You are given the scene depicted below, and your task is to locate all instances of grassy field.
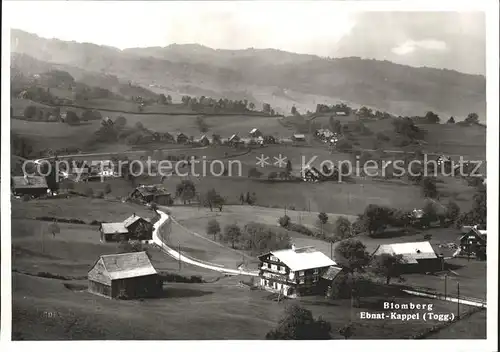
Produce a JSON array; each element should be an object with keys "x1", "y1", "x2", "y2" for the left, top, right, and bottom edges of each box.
[
  {"x1": 11, "y1": 197, "x2": 154, "y2": 224},
  {"x1": 12, "y1": 271, "x2": 481, "y2": 340}
]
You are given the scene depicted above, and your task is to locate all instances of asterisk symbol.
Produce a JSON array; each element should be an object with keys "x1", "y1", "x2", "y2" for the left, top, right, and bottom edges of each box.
[
  {"x1": 256, "y1": 154, "x2": 270, "y2": 168},
  {"x1": 273, "y1": 154, "x2": 287, "y2": 168}
]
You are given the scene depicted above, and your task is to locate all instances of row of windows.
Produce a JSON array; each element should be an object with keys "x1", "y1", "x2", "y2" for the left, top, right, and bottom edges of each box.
[{"x1": 261, "y1": 263, "x2": 320, "y2": 276}]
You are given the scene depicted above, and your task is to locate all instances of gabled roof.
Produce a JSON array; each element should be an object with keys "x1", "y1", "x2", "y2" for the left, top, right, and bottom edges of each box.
[
  {"x1": 123, "y1": 214, "x2": 150, "y2": 228},
  {"x1": 229, "y1": 134, "x2": 240, "y2": 141},
  {"x1": 98, "y1": 252, "x2": 158, "y2": 280},
  {"x1": 250, "y1": 128, "x2": 260, "y2": 134},
  {"x1": 321, "y1": 266, "x2": 343, "y2": 281},
  {"x1": 373, "y1": 241, "x2": 437, "y2": 264},
  {"x1": 11, "y1": 176, "x2": 48, "y2": 189},
  {"x1": 292, "y1": 134, "x2": 306, "y2": 139},
  {"x1": 260, "y1": 247, "x2": 336, "y2": 272},
  {"x1": 100, "y1": 222, "x2": 128, "y2": 235}
]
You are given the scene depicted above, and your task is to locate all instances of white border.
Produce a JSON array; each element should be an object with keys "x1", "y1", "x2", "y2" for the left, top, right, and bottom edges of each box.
[{"x1": 1, "y1": 1, "x2": 498, "y2": 351}]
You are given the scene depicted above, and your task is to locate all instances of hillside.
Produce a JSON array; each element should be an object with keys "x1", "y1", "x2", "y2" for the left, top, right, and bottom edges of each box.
[{"x1": 11, "y1": 29, "x2": 486, "y2": 120}]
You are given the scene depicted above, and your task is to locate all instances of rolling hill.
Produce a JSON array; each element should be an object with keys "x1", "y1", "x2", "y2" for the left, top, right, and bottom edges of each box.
[{"x1": 11, "y1": 28, "x2": 486, "y2": 121}]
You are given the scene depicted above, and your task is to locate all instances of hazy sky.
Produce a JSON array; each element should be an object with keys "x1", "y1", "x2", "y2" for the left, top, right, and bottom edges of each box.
[{"x1": 7, "y1": 1, "x2": 485, "y2": 74}]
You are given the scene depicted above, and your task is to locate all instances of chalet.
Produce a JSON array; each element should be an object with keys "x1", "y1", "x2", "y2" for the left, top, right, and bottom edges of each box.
[
  {"x1": 99, "y1": 214, "x2": 153, "y2": 242},
  {"x1": 256, "y1": 136, "x2": 265, "y2": 146},
  {"x1": 249, "y1": 128, "x2": 263, "y2": 138},
  {"x1": 11, "y1": 175, "x2": 49, "y2": 197},
  {"x1": 88, "y1": 252, "x2": 162, "y2": 299},
  {"x1": 101, "y1": 116, "x2": 113, "y2": 126},
  {"x1": 292, "y1": 134, "x2": 306, "y2": 142},
  {"x1": 176, "y1": 133, "x2": 188, "y2": 144},
  {"x1": 300, "y1": 166, "x2": 323, "y2": 182},
  {"x1": 129, "y1": 185, "x2": 173, "y2": 205},
  {"x1": 228, "y1": 134, "x2": 241, "y2": 144},
  {"x1": 258, "y1": 245, "x2": 338, "y2": 298},
  {"x1": 459, "y1": 226, "x2": 486, "y2": 259},
  {"x1": 195, "y1": 135, "x2": 210, "y2": 146},
  {"x1": 372, "y1": 241, "x2": 444, "y2": 273}
]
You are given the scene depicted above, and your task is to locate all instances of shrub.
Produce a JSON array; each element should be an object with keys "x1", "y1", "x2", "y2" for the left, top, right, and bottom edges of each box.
[{"x1": 278, "y1": 215, "x2": 291, "y2": 227}]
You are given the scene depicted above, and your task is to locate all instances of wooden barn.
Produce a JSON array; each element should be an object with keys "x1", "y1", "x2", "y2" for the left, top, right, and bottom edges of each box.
[
  {"x1": 459, "y1": 226, "x2": 487, "y2": 259},
  {"x1": 99, "y1": 214, "x2": 153, "y2": 242},
  {"x1": 11, "y1": 176, "x2": 49, "y2": 197},
  {"x1": 129, "y1": 185, "x2": 173, "y2": 205},
  {"x1": 88, "y1": 252, "x2": 163, "y2": 299},
  {"x1": 372, "y1": 241, "x2": 444, "y2": 273},
  {"x1": 176, "y1": 133, "x2": 188, "y2": 144}
]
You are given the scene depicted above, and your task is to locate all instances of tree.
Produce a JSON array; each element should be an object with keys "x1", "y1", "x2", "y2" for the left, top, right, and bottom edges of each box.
[
  {"x1": 371, "y1": 253, "x2": 405, "y2": 285},
  {"x1": 279, "y1": 215, "x2": 291, "y2": 227},
  {"x1": 176, "y1": 180, "x2": 196, "y2": 204},
  {"x1": 150, "y1": 202, "x2": 158, "y2": 214},
  {"x1": 249, "y1": 102, "x2": 255, "y2": 110},
  {"x1": 425, "y1": 111, "x2": 440, "y2": 124},
  {"x1": 223, "y1": 223, "x2": 241, "y2": 248},
  {"x1": 266, "y1": 304, "x2": 331, "y2": 340},
  {"x1": 135, "y1": 122, "x2": 144, "y2": 130},
  {"x1": 166, "y1": 95, "x2": 173, "y2": 104},
  {"x1": 239, "y1": 193, "x2": 245, "y2": 204},
  {"x1": 447, "y1": 116, "x2": 456, "y2": 124},
  {"x1": 318, "y1": 212, "x2": 328, "y2": 225},
  {"x1": 114, "y1": 116, "x2": 127, "y2": 129},
  {"x1": 205, "y1": 188, "x2": 224, "y2": 211},
  {"x1": 159, "y1": 93, "x2": 167, "y2": 104},
  {"x1": 445, "y1": 201, "x2": 460, "y2": 222},
  {"x1": 245, "y1": 191, "x2": 256, "y2": 205},
  {"x1": 24, "y1": 105, "x2": 37, "y2": 119},
  {"x1": 206, "y1": 219, "x2": 221, "y2": 241},
  {"x1": 47, "y1": 222, "x2": 60, "y2": 238},
  {"x1": 465, "y1": 113, "x2": 479, "y2": 124},
  {"x1": 334, "y1": 239, "x2": 370, "y2": 273},
  {"x1": 291, "y1": 106, "x2": 297, "y2": 115},
  {"x1": 262, "y1": 103, "x2": 271, "y2": 114},
  {"x1": 65, "y1": 110, "x2": 80, "y2": 125},
  {"x1": 422, "y1": 177, "x2": 438, "y2": 199},
  {"x1": 359, "y1": 204, "x2": 392, "y2": 236},
  {"x1": 247, "y1": 167, "x2": 263, "y2": 178},
  {"x1": 334, "y1": 216, "x2": 352, "y2": 240},
  {"x1": 285, "y1": 160, "x2": 292, "y2": 175}
]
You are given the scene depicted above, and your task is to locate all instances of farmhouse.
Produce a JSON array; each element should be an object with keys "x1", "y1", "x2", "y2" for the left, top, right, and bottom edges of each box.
[
  {"x1": 195, "y1": 134, "x2": 210, "y2": 146},
  {"x1": 459, "y1": 226, "x2": 486, "y2": 259},
  {"x1": 176, "y1": 133, "x2": 188, "y2": 144},
  {"x1": 88, "y1": 251, "x2": 162, "y2": 299},
  {"x1": 249, "y1": 128, "x2": 263, "y2": 138},
  {"x1": 292, "y1": 134, "x2": 306, "y2": 142},
  {"x1": 101, "y1": 116, "x2": 113, "y2": 126},
  {"x1": 372, "y1": 241, "x2": 444, "y2": 273},
  {"x1": 99, "y1": 214, "x2": 153, "y2": 242},
  {"x1": 258, "y1": 245, "x2": 338, "y2": 298},
  {"x1": 228, "y1": 134, "x2": 241, "y2": 144},
  {"x1": 11, "y1": 175, "x2": 49, "y2": 197},
  {"x1": 300, "y1": 166, "x2": 322, "y2": 182},
  {"x1": 129, "y1": 185, "x2": 173, "y2": 205}
]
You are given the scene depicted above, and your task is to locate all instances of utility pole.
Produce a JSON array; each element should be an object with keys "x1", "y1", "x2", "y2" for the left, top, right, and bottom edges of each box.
[
  {"x1": 284, "y1": 206, "x2": 287, "y2": 216},
  {"x1": 457, "y1": 282, "x2": 460, "y2": 320},
  {"x1": 330, "y1": 241, "x2": 333, "y2": 260},
  {"x1": 444, "y1": 274, "x2": 448, "y2": 300}
]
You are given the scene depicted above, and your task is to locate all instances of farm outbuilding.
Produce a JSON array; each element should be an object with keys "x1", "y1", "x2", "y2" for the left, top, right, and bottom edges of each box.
[
  {"x1": 11, "y1": 175, "x2": 49, "y2": 197},
  {"x1": 130, "y1": 185, "x2": 173, "y2": 205},
  {"x1": 372, "y1": 241, "x2": 444, "y2": 273},
  {"x1": 99, "y1": 214, "x2": 153, "y2": 242},
  {"x1": 88, "y1": 252, "x2": 163, "y2": 299}
]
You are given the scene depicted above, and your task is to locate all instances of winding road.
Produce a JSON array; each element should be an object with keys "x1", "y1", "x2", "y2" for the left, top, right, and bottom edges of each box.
[{"x1": 151, "y1": 209, "x2": 259, "y2": 277}]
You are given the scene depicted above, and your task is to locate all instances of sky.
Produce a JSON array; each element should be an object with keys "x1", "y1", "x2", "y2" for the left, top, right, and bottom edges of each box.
[{"x1": 6, "y1": 1, "x2": 486, "y2": 75}]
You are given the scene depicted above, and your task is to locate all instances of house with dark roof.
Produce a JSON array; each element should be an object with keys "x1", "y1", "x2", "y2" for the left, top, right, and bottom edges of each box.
[
  {"x1": 129, "y1": 185, "x2": 173, "y2": 205},
  {"x1": 258, "y1": 245, "x2": 339, "y2": 298},
  {"x1": 291, "y1": 134, "x2": 306, "y2": 142},
  {"x1": 99, "y1": 214, "x2": 153, "y2": 242},
  {"x1": 11, "y1": 176, "x2": 49, "y2": 197},
  {"x1": 372, "y1": 241, "x2": 444, "y2": 273},
  {"x1": 176, "y1": 133, "x2": 188, "y2": 144},
  {"x1": 195, "y1": 134, "x2": 210, "y2": 146},
  {"x1": 249, "y1": 128, "x2": 263, "y2": 138},
  {"x1": 88, "y1": 252, "x2": 162, "y2": 299},
  {"x1": 459, "y1": 226, "x2": 486, "y2": 260}
]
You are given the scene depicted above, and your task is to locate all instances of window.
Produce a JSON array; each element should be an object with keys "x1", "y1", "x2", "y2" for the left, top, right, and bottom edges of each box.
[
  {"x1": 313, "y1": 268, "x2": 319, "y2": 274},
  {"x1": 262, "y1": 262, "x2": 268, "y2": 269},
  {"x1": 313, "y1": 277, "x2": 318, "y2": 283},
  {"x1": 271, "y1": 264, "x2": 277, "y2": 271},
  {"x1": 299, "y1": 271, "x2": 305, "y2": 276},
  {"x1": 280, "y1": 266, "x2": 286, "y2": 273},
  {"x1": 299, "y1": 279, "x2": 305, "y2": 284}
]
